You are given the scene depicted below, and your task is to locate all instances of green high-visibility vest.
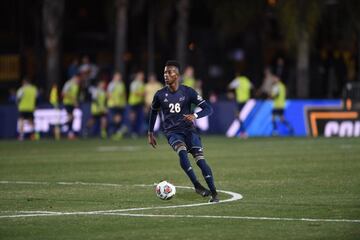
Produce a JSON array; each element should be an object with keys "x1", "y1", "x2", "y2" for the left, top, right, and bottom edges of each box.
[
  {"x1": 272, "y1": 81, "x2": 286, "y2": 109},
  {"x1": 128, "y1": 80, "x2": 145, "y2": 106},
  {"x1": 235, "y1": 76, "x2": 251, "y2": 103},
  {"x1": 107, "y1": 81, "x2": 126, "y2": 108},
  {"x1": 62, "y1": 80, "x2": 79, "y2": 106},
  {"x1": 182, "y1": 76, "x2": 195, "y2": 88},
  {"x1": 91, "y1": 88, "x2": 107, "y2": 115},
  {"x1": 17, "y1": 84, "x2": 37, "y2": 112}
]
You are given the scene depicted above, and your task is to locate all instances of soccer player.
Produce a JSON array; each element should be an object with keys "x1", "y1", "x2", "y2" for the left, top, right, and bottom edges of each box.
[
  {"x1": 270, "y1": 74, "x2": 294, "y2": 136},
  {"x1": 16, "y1": 78, "x2": 39, "y2": 141},
  {"x1": 182, "y1": 66, "x2": 196, "y2": 88},
  {"x1": 62, "y1": 73, "x2": 81, "y2": 139},
  {"x1": 88, "y1": 79, "x2": 108, "y2": 138},
  {"x1": 228, "y1": 71, "x2": 252, "y2": 138},
  {"x1": 128, "y1": 70, "x2": 145, "y2": 137},
  {"x1": 107, "y1": 71, "x2": 127, "y2": 139},
  {"x1": 148, "y1": 60, "x2": 219, "y2": 203},
  {"x1": 49, "y1": 83, "x2": 61, "y2": 140}
]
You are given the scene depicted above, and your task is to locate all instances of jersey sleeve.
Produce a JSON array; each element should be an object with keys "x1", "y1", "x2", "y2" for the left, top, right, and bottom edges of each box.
[
  {"x1": 16, "y1": 88, "x2": 23, "y2": 101},
  {"x1": 62, "y1": 81, "x2": 70, "y2": 94},
  {"x1": 189, "y1": 88, "x2": 205, "y2": 106},
  {"x1": 271, "y1": 85, "x2": 280, "y2": 98},
  {"x1": 148, "y1": 91, "x2": 161, "y2": 133},
  {"x1": 151, "y1": 91, "x2": 161, "y2": 110}
]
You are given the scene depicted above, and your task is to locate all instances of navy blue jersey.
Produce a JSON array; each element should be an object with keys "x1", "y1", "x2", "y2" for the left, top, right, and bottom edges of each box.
[{"x1": 150, "y1": 85, "x2": 209, "y2": 134}]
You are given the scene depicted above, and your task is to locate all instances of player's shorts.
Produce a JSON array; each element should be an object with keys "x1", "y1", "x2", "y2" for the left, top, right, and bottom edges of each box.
[
  {"x1": 64, "y1": 105, "x2": 75, "y2": 114},
  {"x1": 166, "y1": 130, "x2": 202, "y2": 154},
  {"x1": 237, "y1": 102, "x2": 246, "y2": 112},
  {"x1": 19, "y1": 111, "x2": 34, "y2": 120},
  {"x1": 109, "y1": 107, "x2": 125, "y2": 116},
  {"x1": 272, "y1": 109, "x2": 284, "y2": 116}
]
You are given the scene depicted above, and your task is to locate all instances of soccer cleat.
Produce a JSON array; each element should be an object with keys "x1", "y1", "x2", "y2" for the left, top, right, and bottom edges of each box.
[
  {"x1": 209, "y1": 192, "x2": 220, "y2": 203},
  {"x1": 194, "y1": 184, "x2": 211, "y2": 197}
]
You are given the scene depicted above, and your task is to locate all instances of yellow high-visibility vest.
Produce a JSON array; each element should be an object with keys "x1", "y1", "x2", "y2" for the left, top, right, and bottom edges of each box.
[
  {"x1": 17, "y1": 84, "x2": 37, "y2": 112},
  {"x1": 128, "y1": 80, "x2": 145, "y2": 106},
  {"x1": 235, "y1": 76, "x2": 251, "y2": 103},
  {"x1": 50, "y1": 86, "x2": 59, "y2": 107},
  {"x1": 272, "y1": 81, "x2": 286, "y2": 109}
]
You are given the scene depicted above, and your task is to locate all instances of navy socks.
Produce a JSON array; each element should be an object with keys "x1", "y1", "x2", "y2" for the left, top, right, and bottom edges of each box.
[
  {"x1": 178, "y1": 150, "x2": 199, "y2": 186},
  {"x1": 196, "y1": 159, "x2": 216, "y2": 193},
  {"x1": 178, "y1": 150, "x2": 217, "y2": 193}
]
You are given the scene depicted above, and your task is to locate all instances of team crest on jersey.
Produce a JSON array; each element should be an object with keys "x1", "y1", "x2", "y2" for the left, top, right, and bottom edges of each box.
[
  {"x1": 179, "y1": 96, "x2": 185, "y2": 101},
  {"x1": 197, "y1": 95, "x2": 203, "y2": 101}
]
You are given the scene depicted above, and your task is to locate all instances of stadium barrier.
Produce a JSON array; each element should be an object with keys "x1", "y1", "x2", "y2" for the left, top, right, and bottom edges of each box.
[{"x1": 1, "y1": 99, "x2": 359, "y2": 139}]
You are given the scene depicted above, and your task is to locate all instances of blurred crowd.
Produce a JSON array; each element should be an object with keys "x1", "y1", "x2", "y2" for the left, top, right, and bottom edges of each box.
[
  {"x1": 15, "y1": 55, "x2": 301, "y2": 140},
  {"x1": 16, "y1": 55, "x2": 205, "y2": 140}
]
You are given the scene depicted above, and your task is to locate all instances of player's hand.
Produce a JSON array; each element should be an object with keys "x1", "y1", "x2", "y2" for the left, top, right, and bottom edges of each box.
[
  {"x1": 148, "y1": 132, "x2": 157, "y2": 148},
  {"x1": 183, "y1": 114, "x2": 196, "y2": 122}
]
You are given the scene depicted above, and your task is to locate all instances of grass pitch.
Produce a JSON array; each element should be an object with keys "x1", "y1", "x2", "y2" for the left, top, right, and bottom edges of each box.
[{"x1": 0, "y1": 136, "x2": 359, "y2": 239}]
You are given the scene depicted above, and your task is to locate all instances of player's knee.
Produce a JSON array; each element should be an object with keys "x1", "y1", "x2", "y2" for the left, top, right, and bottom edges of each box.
[
  {"x1": 191, "y1": 148, "x2": 205, "y2": 161},
  {"x1": 174, "y1": 143, "x2": 187, "y2": 154}
]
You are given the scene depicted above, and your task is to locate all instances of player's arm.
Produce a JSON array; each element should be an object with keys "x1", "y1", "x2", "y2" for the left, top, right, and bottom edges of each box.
[
  {"x1": 228, "y1": 78, "x2": 239, "y2": 90},
  {"x1": 16, "y1": 88, "x2": 23, "y2": 103},
  {"x1": 183, "y1": 89, "x2": 213, "y2": 122},
  {"x1": 148, "y1": 92, "x2": 160, "y2": 148},
  {"x1": 271, "y1": 85, "x2": 279, "y2": 99}
]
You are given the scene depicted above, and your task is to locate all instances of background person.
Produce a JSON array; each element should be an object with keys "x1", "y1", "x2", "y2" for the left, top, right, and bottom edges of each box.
[
  {"x1": 16, "y1": 78, "x2": 39, "y2": 141},
  {"x1": 88, "y1": 80, "x2": 108, "y2": 138},
  {"x1": 128, "y1": 70, "x2": 145, "y2": 137},
  {"x1": 228, "y1": 71, "x2": 252, "y2": 138},
  {"x1": 182, "y1": 66, "x2": 196, "y2": 88},
  {"x1": 107, "y1": 71, "x2": 127, "y2": 139},
  {"x1": 62, "y1": 73, "x2": 81, "y2": 139},
  {"x1": 270, "y1": 74, "x2": 294, "y2": 136},
  {"x1": 144, "y1": 73, "x2": 163, "y2": 133}
]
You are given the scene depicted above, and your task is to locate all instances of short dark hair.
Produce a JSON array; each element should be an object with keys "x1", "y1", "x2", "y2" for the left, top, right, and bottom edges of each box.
[{"x1": 165, "y1": 60, "x2": 180, "y2": 72}]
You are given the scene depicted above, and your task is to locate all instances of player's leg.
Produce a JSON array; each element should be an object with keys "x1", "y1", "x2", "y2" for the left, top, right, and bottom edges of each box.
[
  {"x1": 18, "y1": 114, "x2": 25, "y2": 141},
  {"x1": 188, "y1": 133, "x2": 218, "y2": 202},
  {"x1": 53, "y1": 106, "x2": 61, "y2": 140},
  {"x1": 28, "y1": 112, "x2": 39, "y2": 140},
  {"x1": 279, "y1": 112, "x2": 294, "y2": 135},
  {"x1": 272, "y1": 110, "x2": 278, "y2": 136},
  {"x1": 65, "y1": 105, "x2": 75, "y2": 139},
  {"x1": 168, "y1": 133, "x2": 201, "y2": 189},
  {"x1": 112, "y1": 108, "x2": 127, "y2": 140},
  {"x1": 107, "y1": 108, "x2": 116, "y2": 136},
  {"x1": 190, "y1": 147, "x2": 217, "y2": 200},
  {"x1": 129, "y1": 106, "x2": 137, "y2": 137},
  {"x1": 100, "y1": 114, "x2": 107, "y2": 138},
  {"x1": 236, "y1": 102, "x2": 247, "y2": 138}
]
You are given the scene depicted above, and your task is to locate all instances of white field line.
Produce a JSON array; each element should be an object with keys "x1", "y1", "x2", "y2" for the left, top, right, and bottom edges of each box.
[
  {"x1": 1, "y1": 181, "x2": 359, "y2": 224},
  {"x1": 102, "y1": 213, "x2": 360, "y2": 223},
  {"x1": 0, "y1": 180, "x2": 242, "y2": 218},
  {"x1": 1, "y1": 212, "x2": 359, "y2": 224}
]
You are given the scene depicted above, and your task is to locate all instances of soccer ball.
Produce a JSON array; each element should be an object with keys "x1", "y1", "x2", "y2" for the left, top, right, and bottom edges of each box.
[{"x1": 155, "y1": 181, "x2": 176, "y2": 200}]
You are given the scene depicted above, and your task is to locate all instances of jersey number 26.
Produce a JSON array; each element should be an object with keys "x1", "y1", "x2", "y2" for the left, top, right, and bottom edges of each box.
[{"x1": 169, "y1": 103, "x2": 181, "y2": 113}]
